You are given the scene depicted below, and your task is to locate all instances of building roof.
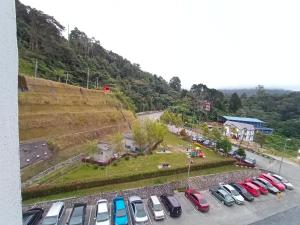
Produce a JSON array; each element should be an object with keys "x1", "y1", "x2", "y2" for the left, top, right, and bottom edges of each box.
[
  {"x1": 224, "y1": 121, "x2": 255, "y2": 131},
  {"x1": 222, "y1": 116, "x2": 264, "y2": 123}
]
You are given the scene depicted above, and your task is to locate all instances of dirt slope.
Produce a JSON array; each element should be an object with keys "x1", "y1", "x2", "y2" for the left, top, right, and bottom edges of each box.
[{"x1": 19, "y1": 75, "x2": 135, "y2": 150}]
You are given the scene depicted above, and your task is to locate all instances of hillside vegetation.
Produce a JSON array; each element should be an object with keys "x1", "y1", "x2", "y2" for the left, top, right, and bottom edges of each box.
[{"x1": 19, "y1": 75, "x2": 135, "y2": 150}]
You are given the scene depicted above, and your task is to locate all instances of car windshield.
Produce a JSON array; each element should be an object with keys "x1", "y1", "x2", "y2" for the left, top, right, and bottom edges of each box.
[
  {"x1": 97, "y1": 212, "x2": 109, "y2": 222},
  {"x1": 116, "y1": 209, "x2": 126, "y2": 217},
  {"x1": 232, "y1": 189, "x2": 239, "y2": 196},
  {"x1": 135, "y1": 204, "x2": 146, "y2": 218},
  {"x1": 153, "y1": 203, "x2": 162, "y2": 211},
  {"x1": 42, "y1": 216, "x2": 57, "y2": 225},
  {"x1": 23, "y1": 214, "x2": 35, "y2": 224}
]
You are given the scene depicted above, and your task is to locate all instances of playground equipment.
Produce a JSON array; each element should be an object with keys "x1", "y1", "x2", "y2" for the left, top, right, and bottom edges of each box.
[{"x1": 188, "y1": 147, "x2": 206, "y2": 158}]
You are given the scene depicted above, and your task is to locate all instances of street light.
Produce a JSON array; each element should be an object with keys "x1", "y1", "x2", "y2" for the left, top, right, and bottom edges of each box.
[{"x1": 278, "y1": 138, "x2": 291, "y2": 175}]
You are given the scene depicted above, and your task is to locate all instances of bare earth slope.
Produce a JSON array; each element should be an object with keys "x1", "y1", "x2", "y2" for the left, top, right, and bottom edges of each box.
[{"x1": 19, "y1": 75, "x2": 135, "y2": 150}]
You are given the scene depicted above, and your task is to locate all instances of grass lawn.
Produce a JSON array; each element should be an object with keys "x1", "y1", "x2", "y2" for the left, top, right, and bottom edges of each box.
[
  {"x1": 23, "y1": 164, "x2": 243, "y2": 205},
  {"x1": 39, "y1": 146, "x2": 227, "y2": 185},
  {"x1": 36, "y1": 132, "x2": 229, "y2": 185}
]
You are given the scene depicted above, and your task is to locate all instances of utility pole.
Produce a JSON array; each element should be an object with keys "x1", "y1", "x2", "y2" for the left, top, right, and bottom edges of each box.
[
  {"x1": 86, "y1": 68, "x2": 90, "y2": 89},
  {"x1": 96, "y1": 77, "x2": 99, "y2": 89},
  {"x1": 66, "y1": 72, "x2": 69, "y2": 84},
  {"x1": 278, "y1": 139, "x2": 291, "y2": 175},
  {"x1": 187, "y1": 159, "x2": 192, "y2": 188},
  {"x1": 67, "y1": 24, "x2": 70, "y2": 46},
  {"x1": 34, "y1": 59, "x2": 38, "y2": 78}
]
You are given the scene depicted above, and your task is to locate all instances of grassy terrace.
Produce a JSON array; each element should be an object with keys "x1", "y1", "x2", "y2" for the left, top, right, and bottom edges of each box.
[
  {"x1": 37, "y1": 133, "x2": 226, "y2": 185},
  {"x1": 24, "y1": 164, "x2": 241, "y2": 204}
]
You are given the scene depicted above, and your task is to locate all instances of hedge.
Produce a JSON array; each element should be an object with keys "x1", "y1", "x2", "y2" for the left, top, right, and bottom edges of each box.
[{"x1": 22, "y1": 159, "x2": 235, "y2": 200}]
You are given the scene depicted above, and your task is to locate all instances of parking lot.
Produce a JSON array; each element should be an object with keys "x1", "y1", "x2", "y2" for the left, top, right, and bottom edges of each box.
[{"x1": 35, "y1": 181, "x2": 300, "y2": 225}]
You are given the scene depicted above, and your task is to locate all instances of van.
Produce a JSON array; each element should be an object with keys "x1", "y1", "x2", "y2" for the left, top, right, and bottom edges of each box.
[
  {"x1": 42, "y1": 202, "x2": 65, "y2": 225},
  {"x1": 147, "y1": 195, "x2": 165, "y2": 220},
  {"x1": 160, "y1": 194, "x2": 182, "y2": 217}
]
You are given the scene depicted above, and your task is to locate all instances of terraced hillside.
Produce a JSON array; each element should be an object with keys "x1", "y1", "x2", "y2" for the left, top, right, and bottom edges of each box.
[{"x1": 19, "y1": 75, "x2": 135, "y2": 150}]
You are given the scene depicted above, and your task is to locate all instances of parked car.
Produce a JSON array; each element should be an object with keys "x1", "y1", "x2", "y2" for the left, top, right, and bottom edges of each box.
[
  {"x1": 246, "y1": 179, "x2": 268, "y2": 195},
  {"x1": 42, "y1": 202, "x2": 65, "y2": 225},
  {"x1": 95, "y1": 199, "x2": 110, "y2": 225},
  {"x1": 185, "y1": 189, "x2": 209, "y2": 212},
  {"x1": 160, "y1": 194, "x2": 182, "y2": 217},
  {"x1": 255, "y1": 178, "x2": 279, "y2": 194},
  {"x1": 209, "y1": 186, "x2": 235, "y2": 206},
  {"x1": 239, "y1": 182, "x2": 260, "y2": 197},
  {"x1": 219, "y1": 183, "x2": 245, "y2": 204},
  {"x1": 147, "y1": 195, "x2": 165, "y2": 221},
  {"x1": 259, "y1": 173, "x2": 286, "y2": 191},
  {"x1": 23, "y1": 208, "x2": 44, "y2": 225},
  {"x1": 67, "y1": 203, "x2": 86, "y2": 225},
  {"x1": 271, "y1": 173, "x2": 294, "y2": 190},
  {"x1": 128, "y1": 196, "x2": 149, "y2": 225},
  {"x1": 113, "y1": 196, "x2": 128, "y2": 225},
  {"x1": 228, "y1": 150, "x2": 237, "y2": 157},
  {"x1": 230, "y1": 183, "x2": 254, "y2": 201}
]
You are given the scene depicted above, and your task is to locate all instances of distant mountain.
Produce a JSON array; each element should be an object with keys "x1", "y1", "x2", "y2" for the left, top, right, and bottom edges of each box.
[{"x1": 219, "y1": 88, "x2": 291, "y2": 96}]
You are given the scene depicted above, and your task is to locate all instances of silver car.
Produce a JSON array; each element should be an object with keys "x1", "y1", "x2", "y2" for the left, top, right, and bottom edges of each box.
[{"x1": 128, "y1": 196, "x2": 149, "y2": 225}]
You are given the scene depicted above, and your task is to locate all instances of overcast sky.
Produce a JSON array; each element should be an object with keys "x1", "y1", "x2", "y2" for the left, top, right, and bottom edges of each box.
[{"x1": 21, "y1": 0, "x2": 300, "y2": 91}]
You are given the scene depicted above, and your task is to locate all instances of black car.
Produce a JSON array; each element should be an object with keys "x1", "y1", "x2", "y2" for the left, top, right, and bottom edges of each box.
[
  {"x1": 67, "y1": 203, "x2": 87, "y2": 225},
  {"x1": 23, "y1": 208, "x2": 44, "y2": 225},
  {"x1": 230, "y1": 183, "x2": 254, "y2": 202},
  {"x1": 160, "y1": 194, "x2": 182, "y2": 217}
]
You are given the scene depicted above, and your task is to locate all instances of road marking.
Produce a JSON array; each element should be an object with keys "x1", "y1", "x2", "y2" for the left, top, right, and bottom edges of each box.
[
  {"x1": 145, "y1": 204, "x2": 152, "y2": 225},
  {"x1": 125, "y1": 200, "x2": 133, "y2": 225},
  {"x1": 88, "y1": 205, "x2": 93, "y2": 225}
]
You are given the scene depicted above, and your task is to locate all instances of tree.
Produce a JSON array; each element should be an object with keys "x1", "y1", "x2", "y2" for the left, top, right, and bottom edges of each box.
[
  {"x1": 211, "y1": 127, "x2": 222, "y2": 141},
  {"x1": 217, "y1": 138, "x2": 232, "y2": 154},
  {"x1": 110, "y1": 132, "x2": 124, "y2": 153},
  {"x1": 200, "y1": 124, "x2": 210, "y2": 137},
  {"x1": 229, "y1": 93, "x2": 242, "y2": 112},
  {"x1": 144, "y1": 120, "x2": 168, "y2": 144},
  {"x1": 254, "y1": 132, "x2": 266, "y2": 147},
  {"x1": 169, "y1": 76, "x2": 181, "y2": 91},
  {"x1": 132, "y1": 121, "x2": 148, "y2": 152},
  {"x1": 236, "y1": 148, "x2": 246, "y2": 157}
]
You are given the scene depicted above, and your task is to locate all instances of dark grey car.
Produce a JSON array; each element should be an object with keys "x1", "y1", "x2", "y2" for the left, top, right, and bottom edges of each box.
[
  {"x1": 67, "y1": 203, "x2": 87, "y2": 225},
  {"x1": 209, "y1": 186, "x2": 235, "y2": 206}
]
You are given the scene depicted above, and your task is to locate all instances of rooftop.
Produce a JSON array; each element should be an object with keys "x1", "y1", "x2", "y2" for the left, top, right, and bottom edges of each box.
[{"x1": 222, "y1": 116, "x2": 265, "y2": 123}]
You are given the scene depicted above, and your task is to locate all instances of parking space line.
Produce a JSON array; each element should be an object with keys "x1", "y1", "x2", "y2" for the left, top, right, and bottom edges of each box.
[
  {"x1": 145, "y1": 204, "x2": 152, "y2": 225},
  {"x1": 125, "y1": 200, "x2": 133, "y2": 225},
  {"x1": 88, "y1": 205, "x2": 93, "y2": 225},
  {"x1": 183, "y1": 195, "x2": 199, "y2": 213}
]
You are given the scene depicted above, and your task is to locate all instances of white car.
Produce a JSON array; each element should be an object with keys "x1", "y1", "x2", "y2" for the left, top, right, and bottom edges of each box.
[
  {"x1": 220, "y1": 183, "x2": 245, "y2": 204},
  {"x1": 128, "y1": 196, "x2": 149, "y2": 225},
  {"x1": 271, "y1": 174, "x2": 294, "y2": 190},
  {"x1": 95, "y1": 199, "x2": 110, "y2": 225},
  {"x1": 147, "y1": 195, "x2": 165, "y2": 220}
]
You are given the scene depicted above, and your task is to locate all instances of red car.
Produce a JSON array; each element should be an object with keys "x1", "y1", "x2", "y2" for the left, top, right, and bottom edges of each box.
[
  {"x1": 259, "y1": 173, "x2": 286, "y2": 191},
  {"x1": 239, "y1": 182, "x2": 260, "y2": 197},
  {"x1": 245, "y1": 179, "x2": 268, "y2": 195},
  {"x1": 185, "y1": 189, "x2": 209, "y2": 212}
]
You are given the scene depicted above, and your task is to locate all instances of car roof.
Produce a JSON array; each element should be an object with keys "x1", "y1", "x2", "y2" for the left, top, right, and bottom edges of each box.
[
  {"x1": 97, "y1": 200, "x2": 108, "y2": 213},
  {"x1": 115, "y1": 198, "x2": 126, "y2": 209},
  {"x1": 218, "y1": 189, "x2": 228, "y2": 195},
  {"x1": 150, "y1": 196, "x2": 161, "y2": 205},
  {"x1": 245, "y1": 182, "x2": 259, "y2": 189},
  {"x1": 257, "y1": 178, "x2": 269, "y2": 184},
  {"x1": 46, "y1": 202, "x2": 64, "y2": 217},
  {"x1": 166, "y1": 195, "x2": 180, "y2": 207}
]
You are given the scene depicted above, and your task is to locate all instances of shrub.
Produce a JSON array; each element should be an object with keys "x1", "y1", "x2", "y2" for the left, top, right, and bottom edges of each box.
[
  {"x1": 125, "y1": 156, "x2": 130, "y2": 160},
  {"x1": 112, "y1": 162, "x2": 118, "y2": 166}
]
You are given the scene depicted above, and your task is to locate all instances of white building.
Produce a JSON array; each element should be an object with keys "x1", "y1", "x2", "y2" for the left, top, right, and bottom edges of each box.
[
  {"x1": 0, "y1": 0, "x2": 22, "y2": 224},
  {"x1": 223, "y1": 121, "x2": 255, "y2": 142}
]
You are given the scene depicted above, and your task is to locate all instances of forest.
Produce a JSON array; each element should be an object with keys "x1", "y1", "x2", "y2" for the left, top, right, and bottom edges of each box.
[{"x1": 16, "y1": 0, "x2": 299, "y2": 152}]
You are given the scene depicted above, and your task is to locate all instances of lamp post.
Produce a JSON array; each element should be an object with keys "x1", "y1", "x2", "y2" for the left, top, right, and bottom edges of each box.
[
  {"x1": 187, "y1": 159, "x2": 192, "y2": 188},
  {"x1": 278, "y1": 138, "x2": 291, "y2": 175}
]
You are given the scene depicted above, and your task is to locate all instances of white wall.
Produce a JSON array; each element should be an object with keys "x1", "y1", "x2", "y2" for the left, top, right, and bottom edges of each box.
[{"x1": 0, "y1": 0, "x2": 22, "y2": 224}]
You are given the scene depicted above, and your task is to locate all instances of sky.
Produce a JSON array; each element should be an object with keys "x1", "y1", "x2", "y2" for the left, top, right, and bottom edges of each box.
[{"x1": 21, "y1": 0, "x2": 300, "y2": 91}]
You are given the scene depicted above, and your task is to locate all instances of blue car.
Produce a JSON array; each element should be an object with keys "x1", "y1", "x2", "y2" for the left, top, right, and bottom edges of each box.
[{"x1": 113, "y1": 196, "x2": 128, "y2": 225}]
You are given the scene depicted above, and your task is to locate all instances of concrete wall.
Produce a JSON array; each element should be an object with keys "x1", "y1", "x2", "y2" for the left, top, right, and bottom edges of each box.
[{"x1": 0, "y1": 0, "x2": 22, "y2": 224}]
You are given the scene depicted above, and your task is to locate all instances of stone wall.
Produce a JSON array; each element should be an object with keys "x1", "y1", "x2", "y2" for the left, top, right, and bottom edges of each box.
[{"x1": 23, "y1": 169, "x2": 260, "y2": 211}]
